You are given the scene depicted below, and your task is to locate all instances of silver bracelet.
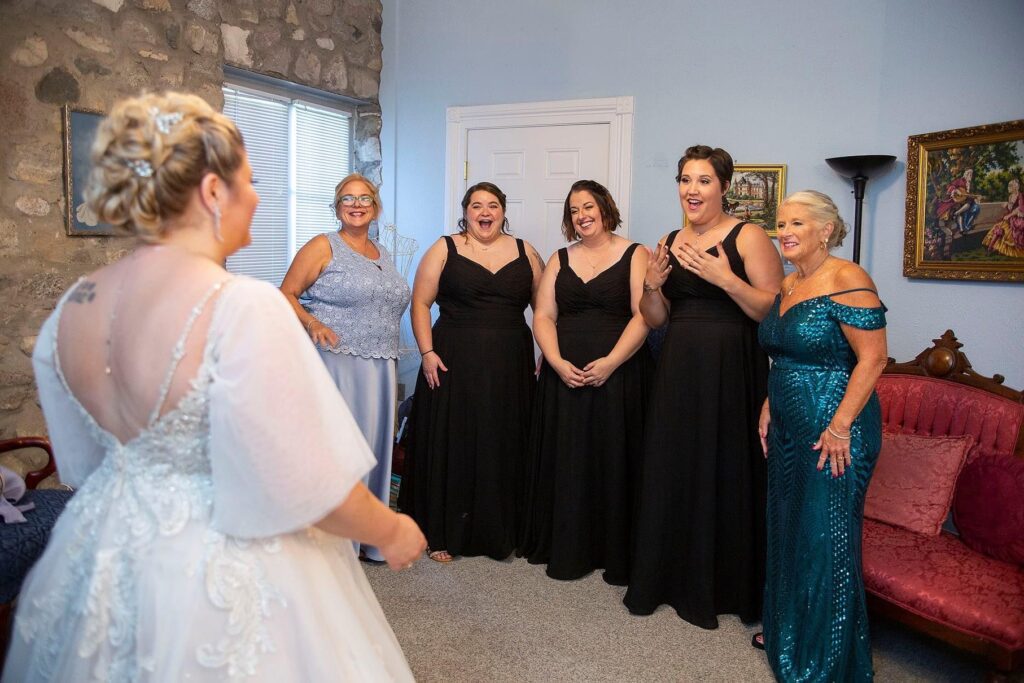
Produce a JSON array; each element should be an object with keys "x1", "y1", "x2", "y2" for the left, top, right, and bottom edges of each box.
[
  {"x1": 827, "y1": 424, "x2": 851, "y2": 440},
  {"x1": 305, "y1": 318, "x2": 317, "y2": 333},
  {"x1": 642, "y1": 281, "x2": 660, "y2": 293}
]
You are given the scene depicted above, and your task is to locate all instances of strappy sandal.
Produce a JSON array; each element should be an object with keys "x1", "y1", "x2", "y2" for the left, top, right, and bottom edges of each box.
[
  {"x1": 427, "y1": 549, "x2": 454, "y2": 563},
  {"x1": 751, "y1": 632, "x2": 765, "y2": 650}
]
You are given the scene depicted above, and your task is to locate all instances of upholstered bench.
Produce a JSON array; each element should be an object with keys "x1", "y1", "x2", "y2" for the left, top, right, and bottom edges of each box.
[
  {"x1": 0, "y1": 437, "x2": 73, "y2": 669},
  {"x1": 863, "y1": 330, "x2": 1024, "y2": 671}
]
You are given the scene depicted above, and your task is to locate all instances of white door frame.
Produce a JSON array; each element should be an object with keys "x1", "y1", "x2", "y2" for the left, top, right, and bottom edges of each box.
[{"x1": 444, "y1": 96, "x2": 635, "y2": 237}]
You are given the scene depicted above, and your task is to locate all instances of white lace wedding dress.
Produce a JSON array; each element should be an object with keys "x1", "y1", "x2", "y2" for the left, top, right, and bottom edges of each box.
[{"x1": 2, "y1": 276, "x2": 415, "y2": 682}]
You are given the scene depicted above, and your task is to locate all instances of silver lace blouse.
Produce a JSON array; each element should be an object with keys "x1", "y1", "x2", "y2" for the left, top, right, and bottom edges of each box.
[{"x1": 304, "y1": 231, "x2": 411, "y2": 359}]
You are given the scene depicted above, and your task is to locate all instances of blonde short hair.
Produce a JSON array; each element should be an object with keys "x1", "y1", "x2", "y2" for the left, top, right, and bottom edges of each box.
[
  {"x1": 333, "y1": 173, "x2": 382, "y2": 221},
  {"x1": 780, "y1": 190, "x2": 849, "y2": 249},
  {"x1": 85, "y1": 91, "x2": 245, "y2": 242}
]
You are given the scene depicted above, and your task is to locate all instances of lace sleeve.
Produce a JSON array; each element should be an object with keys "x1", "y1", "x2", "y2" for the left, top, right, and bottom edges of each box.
[{"x1": 206, "y1": 278, "x2": 375, "y2": 539}]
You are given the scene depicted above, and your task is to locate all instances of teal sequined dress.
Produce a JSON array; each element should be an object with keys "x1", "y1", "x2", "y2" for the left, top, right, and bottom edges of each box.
[{"x1": 757, "y1": 289, "x2": 886, "y2": 683}]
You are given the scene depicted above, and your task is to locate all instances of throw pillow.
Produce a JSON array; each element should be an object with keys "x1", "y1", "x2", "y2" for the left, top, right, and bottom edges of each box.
[
  {"x1": 864, "y1": 432, "x2": 974, "y2": 536},
  {"x1": 953, "y1": 455, "x2": 1024, "y2": 566}
]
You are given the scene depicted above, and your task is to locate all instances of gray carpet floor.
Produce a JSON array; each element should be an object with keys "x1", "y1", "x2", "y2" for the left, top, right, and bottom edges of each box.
[{"x1": 365, "y1": 555, "x2": 1017, "y2": 682}]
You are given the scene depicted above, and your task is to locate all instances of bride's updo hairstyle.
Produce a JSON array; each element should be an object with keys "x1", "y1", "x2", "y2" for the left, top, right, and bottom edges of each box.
[{"x1": 85, "y1": 91, "x2": 245, "y2": 242}]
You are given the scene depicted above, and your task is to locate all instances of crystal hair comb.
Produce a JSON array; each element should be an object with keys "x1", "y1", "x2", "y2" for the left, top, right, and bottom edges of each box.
[
  {"x1": 127, "y1": 159, "x2": 154, "y2": 178},
  {"x1": 149, "y1": 107, "x2": 183, "y2": 135}
]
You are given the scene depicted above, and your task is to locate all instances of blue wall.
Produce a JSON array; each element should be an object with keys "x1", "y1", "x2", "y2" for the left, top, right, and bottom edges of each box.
[{"x1": 381, "y1": 0, "x2": 1024, "y2": 389}]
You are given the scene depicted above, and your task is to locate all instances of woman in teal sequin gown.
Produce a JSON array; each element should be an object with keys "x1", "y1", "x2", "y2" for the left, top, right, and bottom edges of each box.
[{"x1": 756, "y1": 191, "x2": 888, "y2": 682}]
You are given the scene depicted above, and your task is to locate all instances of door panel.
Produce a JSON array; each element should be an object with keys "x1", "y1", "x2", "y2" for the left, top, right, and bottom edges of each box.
[{"x1": 466, "y1": 123, "x2": 611, "y2": 262}]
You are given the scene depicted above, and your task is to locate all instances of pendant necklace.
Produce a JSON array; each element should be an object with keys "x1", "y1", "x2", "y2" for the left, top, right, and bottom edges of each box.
[
  {"x1": 787, "y1": 255, "x2": 831, "y2": 296},
  {"x1": 579, "y1": 244, "x2": 602, "y2": 273}
]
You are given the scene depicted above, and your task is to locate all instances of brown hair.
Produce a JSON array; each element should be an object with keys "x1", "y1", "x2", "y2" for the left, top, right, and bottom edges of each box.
[
  {"x1": 675, "y1": 145, "x2": 735, "y2": 216},
  {"x1": 333, "y1": 172, "x2": 383, "y2": 221},
  {"x1": 561, "y1": 179, "x2": 622, "y2": 241},
  {"x1": 457, "y1": 181, "x2": 510, "y2": 234},
  {"x1": 85, "y1": 91, "x2": 245, "y2": 242}
]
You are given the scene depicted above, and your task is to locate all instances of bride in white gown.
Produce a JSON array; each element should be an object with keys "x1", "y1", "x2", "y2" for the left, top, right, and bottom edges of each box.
[{"x1": 2, "y1": 92, "x2": 425, "y2": 682}]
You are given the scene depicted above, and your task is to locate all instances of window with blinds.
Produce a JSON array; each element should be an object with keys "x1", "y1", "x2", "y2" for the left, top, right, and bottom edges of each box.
[{"x1": 222, "y1": 84, "x2": 352, "y2": 285}]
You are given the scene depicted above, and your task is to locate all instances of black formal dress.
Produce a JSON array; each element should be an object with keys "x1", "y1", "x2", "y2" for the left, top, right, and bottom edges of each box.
[
  {"x1": 520, "y1": 244, "x2": 653, "y2": 584},
  {"x1": 399, "y1": 236, "x2": 534, "y2": 560},
  {"x1": 623, "y1": 223, "x2": 768, "y2": 628}
]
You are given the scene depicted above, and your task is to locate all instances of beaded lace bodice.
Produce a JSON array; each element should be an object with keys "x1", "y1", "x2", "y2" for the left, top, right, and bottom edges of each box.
[
  {"x1": 17, "y1": 280, "x2": 281, "y2": 680},
  {"x1": 10, "y1": 274, "x2": 391, "y2": 682},
  {"x1": 51, "y1": 278, "x2": 227, "y2": 479}
]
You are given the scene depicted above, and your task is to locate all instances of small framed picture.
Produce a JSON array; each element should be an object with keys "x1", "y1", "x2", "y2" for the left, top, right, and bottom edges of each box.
[
  {"x1": 63, "y1": 105, "x2": 117, "y2": 236},
  {"x1": 904, "y1": 119, "x2": 1024, "y2": 282},
  {"x1": 726, "y1": 164, "x2": 787, "y2": 235}
]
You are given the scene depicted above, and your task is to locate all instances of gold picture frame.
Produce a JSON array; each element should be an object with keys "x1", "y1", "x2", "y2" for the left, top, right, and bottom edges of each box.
[
  {"x1": 904, "y1": 119, "x2": 1024, "y2": 282},
  {"x1": 726, "y1": 164, "x2": 787, "y2": 235},
  {"x1": 62, "y1": 105, "x2": 118, "y2": 236}
]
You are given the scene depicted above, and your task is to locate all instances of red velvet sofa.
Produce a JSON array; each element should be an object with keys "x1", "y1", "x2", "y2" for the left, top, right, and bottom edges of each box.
[{"x1": 863, "y1": 330, "x2": 1024, "y2": 671}]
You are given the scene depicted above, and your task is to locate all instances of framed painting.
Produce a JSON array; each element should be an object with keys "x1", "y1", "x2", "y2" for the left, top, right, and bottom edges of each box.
[
  {"x1": 726, "y1": 164, "x2": 786, "y2": 235},
  {"x1": 62, "y1": 105, "x2": 117, "y2": 236},
  {"x1": 904, "y1": 119, "x2": 1024, "y2": 282}
]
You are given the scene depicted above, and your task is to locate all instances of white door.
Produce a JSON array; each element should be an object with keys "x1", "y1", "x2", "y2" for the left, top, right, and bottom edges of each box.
[{"x1": 465, "y1": 123, "x2": 612, "y2": 260}]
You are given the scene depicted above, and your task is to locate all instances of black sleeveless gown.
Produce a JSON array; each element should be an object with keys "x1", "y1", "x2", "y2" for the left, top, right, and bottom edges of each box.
[
  {"x1": 398, "y1": 236, "x2": 535, "y2": 560},
  {"x1": 623, "y1": 223, "x2": 768, "y2": 628},
  {"x1": 520, "y1": 244, "x2": 653, "y2": 585}
]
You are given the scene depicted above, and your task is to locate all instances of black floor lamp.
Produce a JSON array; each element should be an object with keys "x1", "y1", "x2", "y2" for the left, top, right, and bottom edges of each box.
[{"x1": 824, "y1": 155, "x2": 896, "y2": 264}]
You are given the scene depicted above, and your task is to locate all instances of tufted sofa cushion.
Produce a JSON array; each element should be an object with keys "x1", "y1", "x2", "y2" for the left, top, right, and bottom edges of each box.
[
  {"x1": 0, "y1": 489, "x2": 73, "y2": 603},
  {"x1": 953, "y1": 455, "x2": 1024, "y2": 566},
  {"x1": 877, "y1": 375, "x2": 1024, "y2": 461},
  {"x1": 863, "y1": 518, "x2": 1024, "y2": 650}
]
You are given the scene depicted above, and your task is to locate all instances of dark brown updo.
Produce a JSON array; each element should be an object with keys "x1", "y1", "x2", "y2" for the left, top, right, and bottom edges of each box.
[{"x1": 675, "y1": 144, "x2": 734, "y2": 188}]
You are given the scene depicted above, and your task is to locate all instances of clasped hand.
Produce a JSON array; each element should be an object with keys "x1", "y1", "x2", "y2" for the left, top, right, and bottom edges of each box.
[{"x1": 554, "y1": 356, "x2": 616, "y2": 389}]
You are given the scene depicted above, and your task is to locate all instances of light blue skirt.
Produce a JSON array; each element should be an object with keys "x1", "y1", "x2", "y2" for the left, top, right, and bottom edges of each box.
[{"x1": 318, "y1": 350, "x2": 397, "y2": 562}]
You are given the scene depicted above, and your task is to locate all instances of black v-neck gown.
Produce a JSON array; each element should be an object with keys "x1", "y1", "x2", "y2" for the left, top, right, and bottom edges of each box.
[
  {"x1": 623, "y1": 223, "x2": 768, "y2": 628},
  {"x1": 399, "y1": 236, "x2": 535, "y2": 560},
  {"x1": 520, "y1": 244, "x2": 653, "y2": 584}
]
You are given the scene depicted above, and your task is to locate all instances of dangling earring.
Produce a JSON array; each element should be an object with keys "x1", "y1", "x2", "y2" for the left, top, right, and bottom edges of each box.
[{"x1": 212, "y1": 204, "x2": 223, "y2": 243}]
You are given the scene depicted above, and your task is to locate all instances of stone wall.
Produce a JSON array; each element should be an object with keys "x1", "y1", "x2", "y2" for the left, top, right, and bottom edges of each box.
[{"x1": 0, "y1": 0, "x2": 383, "y2": 481}]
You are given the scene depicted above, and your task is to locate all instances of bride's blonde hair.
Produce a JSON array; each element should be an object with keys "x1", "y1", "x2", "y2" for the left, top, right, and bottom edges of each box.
[{"x1": 85, "y1": 91, "x2": 245, "y2": 242}]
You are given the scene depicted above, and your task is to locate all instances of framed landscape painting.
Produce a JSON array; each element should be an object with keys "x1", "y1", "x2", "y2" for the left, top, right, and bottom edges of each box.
[
  {"x1": 726, "y1": 164, "x2": 786, "y2": 235},
  {"x1": 62, "y1": 105, "x2": 117, "y2": 236},
  {"x1": 904, "y1": 119, "x2": 1024, "y2": 282}
]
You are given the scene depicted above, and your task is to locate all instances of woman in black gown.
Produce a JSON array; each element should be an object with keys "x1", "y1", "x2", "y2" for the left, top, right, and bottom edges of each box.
[
  {"x1": 623, "y1": 146, "x2": 783, "y2": 627},
  {"x1": 520, "y1": 180, "x2": 652, "y2": 585},
  {"x1": 399, "y1": 182, "x2": 544, "y2": 562}
]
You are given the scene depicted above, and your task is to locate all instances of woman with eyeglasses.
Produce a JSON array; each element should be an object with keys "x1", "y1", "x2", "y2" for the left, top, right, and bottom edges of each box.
[{"x1": 281, "y1": 173, "x2": 411, "y2": 563}]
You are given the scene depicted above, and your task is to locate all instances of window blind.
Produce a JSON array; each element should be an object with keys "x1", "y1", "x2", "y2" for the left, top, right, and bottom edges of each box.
[
  {"x1": 295, "y1": 103, "x2": 351, "y2": 252},
  {"x1": 222, "y1": 87, "x2": 290, "y2": 284},
  {"x1": 221, "y1": 85, "x2": 352, "y2": 285}
]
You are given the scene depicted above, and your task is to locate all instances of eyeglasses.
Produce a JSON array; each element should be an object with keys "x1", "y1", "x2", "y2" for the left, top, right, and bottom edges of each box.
[{"x1": 338, "y1": 194, "x2": 374, "y2": 207}]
